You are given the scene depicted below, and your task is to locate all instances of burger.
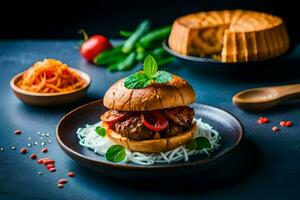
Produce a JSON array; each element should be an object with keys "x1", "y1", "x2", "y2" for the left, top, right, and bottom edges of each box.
[{"x1": 100, "y1": 57, "x2": 197, "y2": 153}]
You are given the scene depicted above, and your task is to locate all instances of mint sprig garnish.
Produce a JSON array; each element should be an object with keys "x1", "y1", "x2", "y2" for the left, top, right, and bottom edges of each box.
[
  {"x1": 154, "y1": 71, "x2": 173, "y2": 83},
  {"x1": 124, "y1": 73, "x2": 151, "y2": 89},
  {"x1": 124, "y1": 55, "x2": 172, "y2": 89},
  {"x1": 144, "y1": 55, "x2": 158, "y2": 77}
]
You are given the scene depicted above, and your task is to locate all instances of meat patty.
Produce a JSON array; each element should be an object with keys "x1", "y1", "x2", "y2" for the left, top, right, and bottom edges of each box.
[
  {"x1": 162, "y1": 122, "x2": 183, "y2": 137},
  {"x1": 164, "y1": 106, "x2": 195, "y2": 127},
  {"x1": 103, "y1": 106, "x2": 195, "y2": 141},
  {"x1": 113, "y1": 115, "x2": 155, "y2": 140}
]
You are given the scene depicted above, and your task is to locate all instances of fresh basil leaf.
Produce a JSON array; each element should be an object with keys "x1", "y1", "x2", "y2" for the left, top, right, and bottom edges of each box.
[
  {"x1": 95, "y1": 126, "x2": 106, "y2": 137},
  {"x1": 124, "y1": 73, "x2": 151, "y2": 89},
  {"x1": 105, "y1": 145, "x2": 126, "y2": 162},
  {"x1": 194, "y1": 137, "x2": 212, "y2": 150},
  {"x1": 143, "y1": 55, "x2": 158, "y2": 78},
  {"x1": 186, "y1": 137, "x2": 212, "y2": 150},
  {"x1": 154, "y1": 71, "x2": 172, "y2": 83},
  {"x1": 185, "y1": 140, "x2": 197, "y2": 150}
]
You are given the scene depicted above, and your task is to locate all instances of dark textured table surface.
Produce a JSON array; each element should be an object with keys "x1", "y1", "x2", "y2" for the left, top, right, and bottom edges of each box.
[{"x1": 0, "y1": 40, "x2": 300, "y2": 200}]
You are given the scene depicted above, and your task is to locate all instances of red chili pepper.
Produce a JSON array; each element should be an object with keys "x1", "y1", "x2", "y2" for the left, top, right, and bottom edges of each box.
[
  {"x1": 272, "y1": 126, "x2": 280, "y2": 132},
  {"x1": 67, "y1": 172, "x2": 75, "y2": 177},
  {"x1": 20, "y1": 148, "x2": 27, "y2": 154},
  {"x1": 79, "y1": 30, "x2": 112, "y2": 62},
  {"x1": 30, "y1": 154, "x2": 37, "y2": 160},
  {"x1": 41, "y1": 148, "x2": 48, "y2": 153},
  {"x1": 58, "y1": 179, "x2": 68, "y2": 184},
  {"x1": 14, "y1": 130, "x2": 22, "y2": 135}
]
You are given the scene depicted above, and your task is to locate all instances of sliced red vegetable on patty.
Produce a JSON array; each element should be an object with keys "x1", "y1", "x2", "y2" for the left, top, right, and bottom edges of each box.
[
  {"x1": 101, "y1": 110, "x2": 128, "y2": 124},
  {"x1": 140, "y1": 110, "x2": 169, "y2": 131}
]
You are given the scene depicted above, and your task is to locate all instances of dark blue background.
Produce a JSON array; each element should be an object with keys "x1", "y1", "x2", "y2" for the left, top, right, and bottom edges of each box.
[
  {"x1": 0, "y1": 0, "x2": 299, "y2": 41},
  {"x1": 0, "y1": 40, "x2": 300, "y2": 199}
]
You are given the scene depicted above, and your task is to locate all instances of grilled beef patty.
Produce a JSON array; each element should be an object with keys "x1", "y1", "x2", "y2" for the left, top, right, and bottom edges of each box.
[{"x1": 103, "y1": 106, "x2": 195, "y2": 141}]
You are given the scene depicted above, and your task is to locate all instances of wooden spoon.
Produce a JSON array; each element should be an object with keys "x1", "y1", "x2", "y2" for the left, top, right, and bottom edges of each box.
[{"x1": 232, "y1": 84, "x2": 300, "y2": 111}]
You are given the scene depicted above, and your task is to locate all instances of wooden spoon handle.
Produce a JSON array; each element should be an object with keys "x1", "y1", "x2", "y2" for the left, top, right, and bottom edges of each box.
[{"x1": 275, "y1": 84, "x2": 300, "y2": 101}]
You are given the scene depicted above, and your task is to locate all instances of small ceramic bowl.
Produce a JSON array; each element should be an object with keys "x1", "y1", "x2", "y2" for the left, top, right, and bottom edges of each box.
[{"x1": 10, "y1": 68, "x2": 91, "y2": 106}]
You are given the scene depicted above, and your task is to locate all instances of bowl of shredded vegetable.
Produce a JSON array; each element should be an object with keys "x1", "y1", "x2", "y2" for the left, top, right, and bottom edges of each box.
[{"x1": 10, "y1": 58, "x2": 91, "y2": 106}]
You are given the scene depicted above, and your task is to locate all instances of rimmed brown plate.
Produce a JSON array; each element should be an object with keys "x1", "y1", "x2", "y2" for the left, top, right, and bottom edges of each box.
[
  {"x1": 56, "y1": 100, "x2": 244, "y2": 180},
  {"x1": 162, "y1": 39, "x2": 295, "y2": 72}
]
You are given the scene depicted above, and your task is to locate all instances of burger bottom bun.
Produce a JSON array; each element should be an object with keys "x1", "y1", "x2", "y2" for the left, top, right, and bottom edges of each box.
[{"x1": 103, "y1": 122, "x2": 197, "y2": 153}]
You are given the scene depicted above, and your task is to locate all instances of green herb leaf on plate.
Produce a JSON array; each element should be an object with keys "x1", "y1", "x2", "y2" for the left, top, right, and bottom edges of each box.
[
  {"x1": 105, "y1": 145, "x2": 126, "y2": 162},
  {"x1": 95, "y1": 126, "x2": 106, "y2": 137},
  {"x1": 154, "y1": 71, "x2": 172, "y2": 83},
  {"x1": 124, "y1": 73, "x2": 151, "y2": 89},
  {"x1": 143, "y1": 55, "x2": 158, "y2": 78},
  {"x1": 186, "y1": 137, "x2": 212, "y2": 150},
  {"x1": 185, "y1": 139, "x2": 197, "y2": 150}
]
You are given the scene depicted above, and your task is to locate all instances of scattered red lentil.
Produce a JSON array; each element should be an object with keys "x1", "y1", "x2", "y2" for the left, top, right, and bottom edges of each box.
[
  {"x1": 285, "y1": 121, "x2": 293, "y2": 127},
  {"x1": 49, "y1": 167, "x2": 56, "y2": 172},
  {"x1": 37, "y1": 159, "x2": 44, "y2": 164},
  {"x1": 58, "y1": 184, "x2": 64, "y2": 188},
  {"x1": 272, "y1": 126, "x2": 280, "y2": 132},
  {"x1": 280, "y1": 121, "x2": 286, "y2": 127},
  {"x1": 30, "y1": 154, "x2": 37, "y2": 160},
  {"x1": 67, "y1": 172, "x2": 75, "y2": 177},
  {"x1": 46, "y1": 164, "x2": 55, "y2": 169},
  {"x1": 41, "y1": 148, "x2": 48, "y2": 153},
  {"x1": 257, "y1": 117, "x2": 269, "y2": 124},
  {"x1": 279, "y1": 121, "x2": 293, "y2": 127},
  {"x1": 14, "y1": 130, "x2": 22, "y2": 135},
  {"x1": 20, "y1": 148, "x2": 27, "y2": 154},
  {"x1": 43, "y1": 159, "x2": 55, "y2": 165},
  {"x1": 58, "y1": 179, "x2": 68, "y2": 184}
]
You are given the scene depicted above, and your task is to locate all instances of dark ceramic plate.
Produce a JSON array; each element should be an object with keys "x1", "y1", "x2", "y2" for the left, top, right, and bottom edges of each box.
[
  {"x1": 56, "y1": 100, "x2": 244, "y2": 180},
  {"x1": 162, "y1": 39, "x2": 295, "y2": 71}
]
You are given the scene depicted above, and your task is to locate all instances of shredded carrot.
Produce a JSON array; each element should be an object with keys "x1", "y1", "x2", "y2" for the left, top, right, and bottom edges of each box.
[{"x1": 17, "y1": 59, "x2": 86, "y2": 93}]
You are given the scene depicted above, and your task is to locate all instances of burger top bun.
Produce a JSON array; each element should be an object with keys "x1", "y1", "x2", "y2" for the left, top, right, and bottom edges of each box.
[{"x1": 103, "y1": 74, "x2": 196, "y2": 111}]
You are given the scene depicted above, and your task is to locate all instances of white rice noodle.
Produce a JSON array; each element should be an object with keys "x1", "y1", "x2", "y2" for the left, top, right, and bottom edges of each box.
[{"x1": 77, "y1": 119, "x2": 220, "y2": 166}]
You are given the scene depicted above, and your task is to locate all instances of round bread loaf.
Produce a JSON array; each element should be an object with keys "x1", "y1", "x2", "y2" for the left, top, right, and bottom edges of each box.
[
  {"x1": 169, "y1": 10, "x2": 289, "y2": 62},
  {"x1": 103, "y1": 74, "x2": 196, "y2": 111}
]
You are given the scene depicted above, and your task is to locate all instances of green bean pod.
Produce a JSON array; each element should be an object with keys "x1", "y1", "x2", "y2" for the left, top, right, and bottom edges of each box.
[
  {"x1": 156, "y1": 56, "x2": 175, "y2": 66},
  {"x1": 93, "y1": 45, "x2": 124, "y2": 65},
  {"x1": 119, "y1": 30, "x2": 133, "y2": 38},
  {"x1": 138, "y1": 26, "x2": 171, "y2": 48},
  {"x1": 116, "y1": 52, "x2": 136, "y2": 71},
  {"x1": 136, "y1": 47, "x2": 168, "y2": 61},
  {"x1": 122, "y1": 20, "x2": 151, "y2": 53}
]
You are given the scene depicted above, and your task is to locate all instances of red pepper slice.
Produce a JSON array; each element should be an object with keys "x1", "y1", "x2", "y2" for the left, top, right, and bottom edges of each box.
[
  {"x1": 101, "y1": 110, "x2": 127, "y2": 124},
  {"x1": 140, "y1": 110, "x2": 169, "y2": 132}
]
